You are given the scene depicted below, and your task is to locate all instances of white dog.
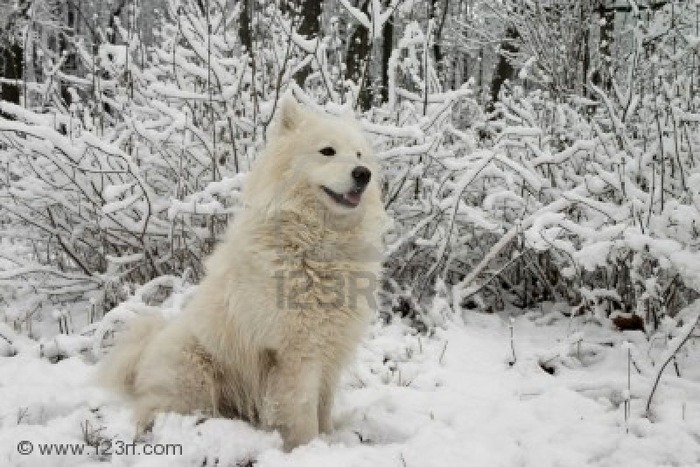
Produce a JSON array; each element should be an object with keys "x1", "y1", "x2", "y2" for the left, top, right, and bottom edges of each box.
[{"x1": 100, "y1": 95, "x2": 388, "y2": 451}]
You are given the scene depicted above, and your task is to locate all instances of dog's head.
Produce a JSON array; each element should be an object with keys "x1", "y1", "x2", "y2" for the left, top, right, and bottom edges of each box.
[{"x1": 245, "y1": 95, "x2": 383, "y2": 221}]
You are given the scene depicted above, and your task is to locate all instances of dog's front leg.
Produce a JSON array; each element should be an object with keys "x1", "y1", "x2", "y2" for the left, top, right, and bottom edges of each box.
[
  {"x1": 318, "y1": 366, "x2": 340, "y2": 434},
  {"x1": 264, "y1": 356, "x2": 320, "y2": 451}
]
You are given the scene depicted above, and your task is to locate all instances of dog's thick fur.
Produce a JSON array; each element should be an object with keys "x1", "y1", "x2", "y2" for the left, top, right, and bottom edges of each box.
[{"x1": 99, "y1": 96, "x2": 387, "y2": 450}]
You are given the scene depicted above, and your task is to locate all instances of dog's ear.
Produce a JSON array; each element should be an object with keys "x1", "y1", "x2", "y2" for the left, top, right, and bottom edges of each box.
[{"x1": 277, "y1": 93, "x2": 301, "y2": 133}]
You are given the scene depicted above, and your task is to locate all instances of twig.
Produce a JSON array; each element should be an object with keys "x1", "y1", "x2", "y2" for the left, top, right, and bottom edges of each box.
[
  {"x1": 645, "y1": 302, "x2": 700, "y2": 417},
  {"x1": 508, "y1": 316, "x2": 517, "y2": 366},
  {"x1": 439, "y1": 340, "x2": 448, "y2": 364},
  {"x1": 453, "y1": 186, "x2": 582, "y2": 303}
]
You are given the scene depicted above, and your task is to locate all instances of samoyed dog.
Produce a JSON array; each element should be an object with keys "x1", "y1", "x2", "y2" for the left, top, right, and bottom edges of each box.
[{"x1": 100, "y1": 95, "x2": 388, "y2": 451}]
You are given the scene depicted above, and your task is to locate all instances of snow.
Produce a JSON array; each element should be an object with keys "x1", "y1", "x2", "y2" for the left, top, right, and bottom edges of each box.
[
  {"x1": 2, "y1": 0, "x2": 700, "y2": 465},
  {"x1": 1, "y1": 303, "x2": 699, "y2": 466}
]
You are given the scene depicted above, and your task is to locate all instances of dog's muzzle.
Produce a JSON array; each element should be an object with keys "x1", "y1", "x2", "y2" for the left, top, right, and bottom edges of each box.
[{"x1": 322, "y1": 166, "x2": 371, "y2": 208}]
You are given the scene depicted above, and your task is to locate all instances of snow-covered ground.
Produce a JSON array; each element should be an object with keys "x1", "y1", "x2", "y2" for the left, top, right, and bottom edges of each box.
[{"x1": 1, "y1": 299, "x2": 699, "y2": 467}]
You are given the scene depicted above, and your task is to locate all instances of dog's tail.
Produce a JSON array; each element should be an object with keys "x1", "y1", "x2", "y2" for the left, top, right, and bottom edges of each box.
[{"x1": 98, "y1": 314, "x2": 164, "y2": 396}]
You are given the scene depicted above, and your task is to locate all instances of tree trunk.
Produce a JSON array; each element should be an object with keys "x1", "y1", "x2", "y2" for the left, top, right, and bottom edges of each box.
[
  {"x1": 0, "y1": 42, "x2": 23, "y2": 114},
  {"x1": 59, "y1": 2, "x2": 78, "y2": 107},
  {"x1": 380, "y1": 0, "x2": 393, "y2": 103},
  {"x1": 238, "y1": 0, "x2": 253, "y2": 54},
  {"x1": 430, "y1": 0, "x2": 449, "y2": 84},
  {"x1": 581, "y1": 3, "x2": 591, "y2": 96},
  {"x1": 345, "y1": 0, "x2": 371, "y2": 110},
  {"x1": 292, "y1": 0, "x2": 322, "y2": 88},
  {"x1": 592, "y1": 0, "x2": 615, "y2": 91},
  {"x1": 490, "y1": 25, "x2": 519, "y2": 105}
]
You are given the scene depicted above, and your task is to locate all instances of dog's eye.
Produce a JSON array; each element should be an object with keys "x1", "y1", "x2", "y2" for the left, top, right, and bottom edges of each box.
[
  {"x1": 357, "y1": 152, "x2": 362, "y2": 159},
  {"x1": 319, "y1": 146, "x2": 336, "y2": 156}
]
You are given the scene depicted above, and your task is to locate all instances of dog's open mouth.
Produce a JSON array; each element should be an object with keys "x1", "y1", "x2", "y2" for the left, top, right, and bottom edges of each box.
[{"x1": 321, "y1": 186, "x2": 364, "y2": 208}]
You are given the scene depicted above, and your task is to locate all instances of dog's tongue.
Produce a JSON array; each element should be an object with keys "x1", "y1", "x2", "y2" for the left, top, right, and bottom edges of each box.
[{"x1": 343, "y1": 190, "x2": 362, "y2": 206}]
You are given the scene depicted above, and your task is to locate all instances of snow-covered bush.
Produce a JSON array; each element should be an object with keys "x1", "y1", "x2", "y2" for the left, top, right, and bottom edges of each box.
[
  {"x1": 0, "y1": 0, "x2": 261, "y2": 330},
  {"x1": 1, "y1": 0, "x2": 700, "y2": 340},
  {"x1": 374, "y1": 2, "x2": 700, "y2": 333}
]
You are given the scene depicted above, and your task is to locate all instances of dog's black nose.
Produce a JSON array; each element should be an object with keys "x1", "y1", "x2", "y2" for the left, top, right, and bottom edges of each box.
[{"x1": 352, "y1": 166, "x2": 371, "y2": 188}]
